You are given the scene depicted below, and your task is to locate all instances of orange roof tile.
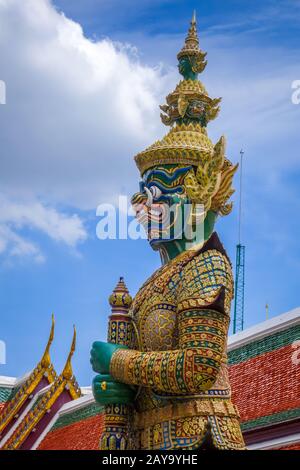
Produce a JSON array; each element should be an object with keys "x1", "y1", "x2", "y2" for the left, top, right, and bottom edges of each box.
[{"x1": 38, "y1": 413, "x2": 104, "y2": 450}]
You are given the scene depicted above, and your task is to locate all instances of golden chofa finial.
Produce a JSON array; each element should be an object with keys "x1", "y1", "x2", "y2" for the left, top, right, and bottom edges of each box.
[
  {"x1": 62, "y1": 325, "x2": 76, "y2": 380},
  {"x1": 177, "y1": 11, "x2": 207, "y2": 74},
  {"x1": 40, "y1": 314, "x2": 55, "y2": 368}
]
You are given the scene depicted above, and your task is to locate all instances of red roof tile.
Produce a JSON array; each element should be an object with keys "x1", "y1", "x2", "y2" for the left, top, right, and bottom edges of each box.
[
  {"x1": 275, "y1": 443, "x2": 300, "y2": 450},
  {"x1": 38, "y1": 413, "x2": 104, "y2": 450},
  {"x1": 229, "y1": 344, "x2": 300, "y2": 423}
]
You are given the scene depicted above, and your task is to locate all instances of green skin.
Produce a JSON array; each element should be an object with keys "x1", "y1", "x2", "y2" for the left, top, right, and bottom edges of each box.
[
  {"x1": 156, "y1": 209, "x2": 216, "y2": 263},
  {"x1": 91, "y1": 55, "x2": 214, "y2": 405},
  {"x1": 178, "y1": 57, "x2": 198, "y2": 80},
  {"x1": 177, "y1": 57, "x2": 207, "y2": 127}
]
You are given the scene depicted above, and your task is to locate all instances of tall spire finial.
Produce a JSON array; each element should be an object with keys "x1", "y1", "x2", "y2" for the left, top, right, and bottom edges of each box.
[
  {"x1": 192, "y1": 9, "x2": 196, "y2": 24},
  {"x1": 41, "y1": 314, "x2": 55, "y2": 368},
  {"x1": 177, "y1": 12, "x2": 207, "y2": 75},
  {"x1": 62, "y1": 325, "x2": 76, "y2": 380}
]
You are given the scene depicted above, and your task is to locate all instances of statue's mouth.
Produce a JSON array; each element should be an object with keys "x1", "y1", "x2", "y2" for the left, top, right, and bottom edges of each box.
[
  {"x1": 133, "y1": 201, "x2": 183, "y2": 242},
  {"x1": 134, "y1": 202, "x2": 166, "y2": 224}
]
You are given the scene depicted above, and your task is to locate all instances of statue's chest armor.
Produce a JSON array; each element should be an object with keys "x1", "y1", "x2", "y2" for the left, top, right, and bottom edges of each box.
[
  {"x1": 132, "y1": 282, "x2": 178, "y2": 351},
  {"x1": 128, "y1": 248, "x2": 232, "y2": 399},
  {"x1": 129, "y1": 251, "x2": 195, "y2": 352}
]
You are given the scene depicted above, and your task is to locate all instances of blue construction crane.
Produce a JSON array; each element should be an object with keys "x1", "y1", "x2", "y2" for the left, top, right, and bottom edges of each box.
[{"x1": 233, "y1": 150, "x2": 246, "y2": 334}]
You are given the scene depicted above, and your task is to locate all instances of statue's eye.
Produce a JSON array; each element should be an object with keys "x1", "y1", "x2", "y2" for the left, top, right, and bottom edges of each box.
[{"x1": 149, "y1": 186, "x2": 162, "y2": 199}]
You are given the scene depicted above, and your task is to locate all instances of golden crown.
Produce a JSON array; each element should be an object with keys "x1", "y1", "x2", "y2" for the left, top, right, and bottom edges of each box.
[{"x1": 133, "y1": 14, "x2": 237, "y2": 216}]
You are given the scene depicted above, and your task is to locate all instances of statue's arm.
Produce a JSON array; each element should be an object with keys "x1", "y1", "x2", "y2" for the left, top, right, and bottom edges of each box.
[{"x1": 110, "y1": 299, "x2": 229, "y2": 394}]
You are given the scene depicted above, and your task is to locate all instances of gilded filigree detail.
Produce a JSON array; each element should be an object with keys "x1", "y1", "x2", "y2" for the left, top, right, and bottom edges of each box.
[
  {"x1": 134, "y1": 123, "x2": 237, "y2": 216},
  {"x1": 2, "y1": 329, "x2": 81, "y2": 450},
  {"x1": 111, "y1": 248, "x2": 234, "y2": 397},
  {"x1": 160, "y1": 80, "x2": 221, "y2": 126},
  {"x1": 109, "y1": 237, "x2": 245, "y2": 450},
  {"x1": 0, "y1": 316, "x2": 57, "y2": 436}
]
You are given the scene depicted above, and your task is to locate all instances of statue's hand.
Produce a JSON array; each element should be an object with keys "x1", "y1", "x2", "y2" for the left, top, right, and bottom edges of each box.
[
  {"x1": 92, "y1": 374, "x2": 135, "y2": 405},
  {"x1": 90, "y1": 341, "x2": 126, "y2": 374}
]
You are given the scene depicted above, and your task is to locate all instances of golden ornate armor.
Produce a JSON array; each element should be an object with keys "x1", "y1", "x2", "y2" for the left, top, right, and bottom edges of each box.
[{"x1": 110, "y1": 234, "x2": 245, "y2": 449}]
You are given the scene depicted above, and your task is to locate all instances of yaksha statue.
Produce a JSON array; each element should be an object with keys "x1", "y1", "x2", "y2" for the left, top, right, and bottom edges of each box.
[{"x1": 91, "y1": 13, "x2": 246, "y2": 450}]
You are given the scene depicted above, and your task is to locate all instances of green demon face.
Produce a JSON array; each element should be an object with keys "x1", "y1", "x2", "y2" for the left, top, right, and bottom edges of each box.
[
  {"x1": 131, "y1": 165, "x2": 207, "y2": 249},
  {"x1": 178, "y1": 57, "x2": 197, "y2": 80}
]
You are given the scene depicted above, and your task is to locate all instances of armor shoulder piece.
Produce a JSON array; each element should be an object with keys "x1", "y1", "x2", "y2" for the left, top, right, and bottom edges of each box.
[
  {"x1": 198, "y1": 232, "x2": 231, "y2": 266},
  {"x1": 177, "y1": 235, "x2": 233, "y2": 315}
]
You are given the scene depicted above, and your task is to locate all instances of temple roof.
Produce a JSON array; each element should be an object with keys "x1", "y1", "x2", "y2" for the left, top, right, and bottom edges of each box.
[
  {"x1": 36, "y1": 308, "x2": 300, "y2": 451},
  {"x1": 0, "y1": 316, "x2": 57, "y2": 439},
  {"x1": 228, "y1": 308, "x2": 300, "y2": 449},
  {"x1": 1, "y1": 327, "x2": 81, "y2": 450}
]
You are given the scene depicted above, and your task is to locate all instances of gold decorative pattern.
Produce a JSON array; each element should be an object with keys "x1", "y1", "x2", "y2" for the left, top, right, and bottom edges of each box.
[
  {"x1": 132, "y1": 398, "x2": 239, "y2": 430},
  {"x1": 209, "y1": 415, "x2": 245, "y2": 450},
  {"x1": 134, "y1": 13, "x2": 238, "y2": 218},
  {"x1": 134, "y1": 123, "x2": 214, "y2": 174},
  {"x1": 0, "y1": 315, "x2": 57, "y2": 436},
  {"x1": 210, "y1": 159, "x2": 238, "y2": 215},
  {"x1": 111, "y1": 308, "x2": 228, "y2": 395},
  {"x1": 177, "y1": 11, "x2": 207, "y2": 73},
  {"x1": 160, "y1": 80, "x2": 221, "y2": 126},
  {"x1": 2, "y1": 328, "x2": 81, "y2": 450},
  {"x1": 61, "y1": 326, "x2": 77, "y2": 381},
  {"x1": 100, "y1": 277, "x2": 134, "y2": 450},
  {"x1": 109, "y1": 277, "x2": 133, "y2": 310},
  {"x1": 134, "y1": 123, "x2": 237, "y2": 216},
  {"x1": 111, "y1": 249, "x2": 227, "y2": 389},
  {"x1": 109, "y1": 237, "x2": 245, "y2": 449}
]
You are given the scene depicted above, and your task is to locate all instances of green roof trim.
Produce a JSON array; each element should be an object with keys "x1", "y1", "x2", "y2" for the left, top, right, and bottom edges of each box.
[
  {"x1": 0, "y1": 386, "x2": 14, "y2": 403},
  {"x1": 241, "y1": 407, "x2": 300, "y2": 431},
  {"x1": 52, "y1": 402, "x2": 104, "y2": 430},
  {"x1": 228, "y1": 324, "x2": 300, "y2": 365}
]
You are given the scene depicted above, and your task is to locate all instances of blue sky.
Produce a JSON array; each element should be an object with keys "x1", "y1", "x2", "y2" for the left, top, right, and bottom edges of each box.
[{"x1": 0, "y1": 0, "x2": 299, "y2": 385}]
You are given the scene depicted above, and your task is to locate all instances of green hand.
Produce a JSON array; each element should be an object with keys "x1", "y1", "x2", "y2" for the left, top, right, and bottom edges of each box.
[
  {"x1": 90, "y1": 341, "x2": 127, "y2": 374},
  {"x1": 92, "y1": 374, "x2": 136, "y2": 405}
]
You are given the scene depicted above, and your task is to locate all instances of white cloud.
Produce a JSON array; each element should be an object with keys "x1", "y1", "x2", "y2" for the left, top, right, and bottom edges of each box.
[
  {"x1": 0, "y1": 0, "x2": 174, "y2": 261},
  {"x1": 0, "y1": 224, "x2": 44, "y2": 263},
  {"x1": 0, "y1": 0, "x2": 299, "y2": 263},
  {"x1": 0, "y1": 0, "x2": 172, "y2": 211},
  {"x1": 0, "y1": 195, "x2": 87, "y2": 262}
]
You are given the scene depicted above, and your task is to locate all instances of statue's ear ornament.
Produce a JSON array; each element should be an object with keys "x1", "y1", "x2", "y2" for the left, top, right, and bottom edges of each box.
[
  {"x1": 183, "y1": 135, "x2": 238, "y2": 216},
  {"x1": 178, "y1": 95, "x2": 189, "y2": 117},
  {"x1": 190, "y1": 53, "x2": 208, "y2": 74}
]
